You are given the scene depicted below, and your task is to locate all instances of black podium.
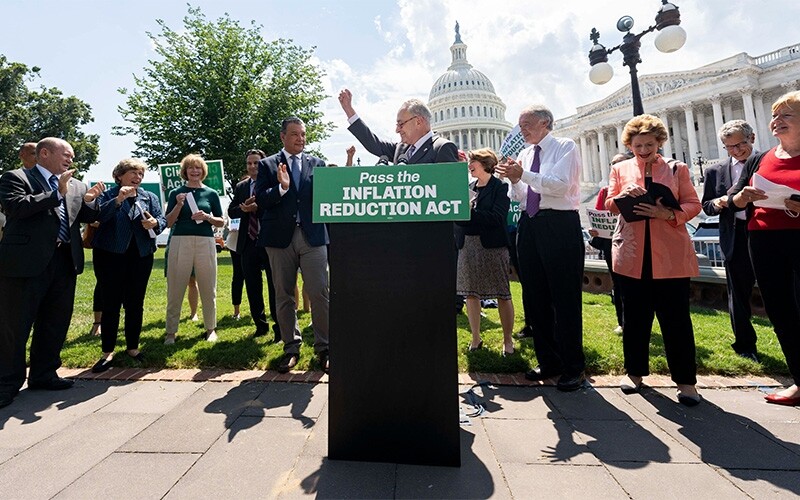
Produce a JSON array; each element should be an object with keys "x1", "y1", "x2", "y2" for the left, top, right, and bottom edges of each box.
[{"x1": 328, "y1": 221, "x2": 461, "y2": 467}]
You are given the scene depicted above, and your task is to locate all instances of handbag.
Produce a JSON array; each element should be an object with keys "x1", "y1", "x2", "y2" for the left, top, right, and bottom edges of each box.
[{"x1": 81, "y1": 223, "x2": 97, "y2": 249}]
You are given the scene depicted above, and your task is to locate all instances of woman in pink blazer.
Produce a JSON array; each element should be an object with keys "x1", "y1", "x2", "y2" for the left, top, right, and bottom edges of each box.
[{"x1": 605, "y1": 114, "x2": 702, "y2": 406}]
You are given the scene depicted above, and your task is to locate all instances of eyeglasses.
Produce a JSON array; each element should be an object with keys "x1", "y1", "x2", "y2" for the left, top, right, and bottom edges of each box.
[
  {"x1": 396, "y1": 116, "x2": 418, "y2": 129},
  {"x1": 722, "y1": 140, "x2": 751, "y2": 152}
]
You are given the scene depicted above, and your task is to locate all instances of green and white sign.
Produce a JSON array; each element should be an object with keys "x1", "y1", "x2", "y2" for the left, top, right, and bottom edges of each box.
[
  {"x1": 158, "y1": 159, "x2": 226, "y2": 203},
  {"x1": 313, "y1": 163, "x2": 471, "y2": 223}
]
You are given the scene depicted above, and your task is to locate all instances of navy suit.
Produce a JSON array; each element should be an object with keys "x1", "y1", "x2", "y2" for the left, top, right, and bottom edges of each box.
[
  {"x1": 254, "y1": 151, "x2": 329, "y2": 355},
  {"x1": 0, "y1": 167, "x2": 99, "y2": 396},
  {"x1": 702, "y1": 156, "x2": 757, "y2": 354},
  {"x1": 228, "y1": 178, "x2": 277, "y2": 336},
  {"x1": 348, "y1": 118, "x2": 459, "y2": 165}
]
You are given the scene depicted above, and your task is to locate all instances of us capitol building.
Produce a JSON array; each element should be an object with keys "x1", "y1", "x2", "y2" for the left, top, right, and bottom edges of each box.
[
  {"x1": 427, "y1": 23, "x2": 513, "y2": 152},
  {"x1": 554, "y1": 42, "x2": 800, "y2": 191},
  {"x1": 426, "y1": 25, "x2": 800, "y2": 193}
]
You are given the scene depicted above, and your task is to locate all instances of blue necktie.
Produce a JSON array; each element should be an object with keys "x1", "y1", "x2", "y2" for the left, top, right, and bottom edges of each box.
[
  {"x1": 525, "y1": 145, "x2": 542, "y2": 218},
  {"x1": 48, "y1": 175, "x2": 70, "y2": 242},
  {"x1": 291, "y1": 155, "x2": 301, "y2": 189},
  {"x1": 407, "y1": 145, "x2": 416, "y2": 160}
]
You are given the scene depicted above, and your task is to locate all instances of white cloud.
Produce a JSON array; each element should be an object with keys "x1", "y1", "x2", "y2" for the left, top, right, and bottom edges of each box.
[{"x1": 315, "y1": 0, "x2": 800, "y2": 165}]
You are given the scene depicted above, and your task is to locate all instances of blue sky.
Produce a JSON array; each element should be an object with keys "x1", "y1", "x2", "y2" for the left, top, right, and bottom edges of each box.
[{"x1": 2, "y1": 0, "x2": 799, "y2": 184}]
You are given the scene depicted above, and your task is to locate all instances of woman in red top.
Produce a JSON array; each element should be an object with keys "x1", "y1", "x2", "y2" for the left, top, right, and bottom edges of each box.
[{"x1": 731, "y1": 91, "x2": 800, "y2": 406}]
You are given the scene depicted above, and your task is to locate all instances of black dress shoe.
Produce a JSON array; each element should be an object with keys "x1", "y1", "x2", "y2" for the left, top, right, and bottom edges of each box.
[
  {"x1": 0, "y1": 393, "x2": 14, "y2": 409},
  {"x1": 515, "y1": 325, "x2": 534, "y2": 339},
  {"x1": 737, "y1": 351, "x2": 760, "y2": 363},
  {"x1": 556, "y1": 373, "x2": 586, "y2": 392},
  {"x1": 127, "y1": 352, "x2": 145, "y2": 363},
  {"x1": 28, "y1": 377, "x2": 74, "y2": 391},
  {"x1": 277, "y1": 353, "x2": 298, "y2": 374},
  {"x1": 317, "y1": 351, "x2": 329, "y2": 374},
  {"x1": 253, "y1": 329, "x2": 267, "y2": 338},
  {"x1": 91, "y1": 357, "x2": 114, "y2": 373},
  {"x1": 524, "y1": 367, "x2": 561, "y2": 382}
]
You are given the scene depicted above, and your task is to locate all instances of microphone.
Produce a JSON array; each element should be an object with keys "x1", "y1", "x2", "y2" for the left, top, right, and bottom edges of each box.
[
  {"x1": 376, "y1": 155, "x2": 389, "y2": 166},
  {"x1": 396, "y1": 153, "x2": 408, "y2": 165}
]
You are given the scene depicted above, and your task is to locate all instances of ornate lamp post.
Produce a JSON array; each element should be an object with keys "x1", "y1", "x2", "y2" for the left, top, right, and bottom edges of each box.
[
  {"x1": 588, "y1": 1, "x2": 687, "y2": 117},
  {"x1": 694, "y1": 150, "x2": 706, "y2": 181}
]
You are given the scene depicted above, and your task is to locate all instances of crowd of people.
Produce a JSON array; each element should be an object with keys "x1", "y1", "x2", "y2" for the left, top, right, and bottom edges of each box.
[{"x1": 0, "y1": 89, "x2": 798, "y2": 410}]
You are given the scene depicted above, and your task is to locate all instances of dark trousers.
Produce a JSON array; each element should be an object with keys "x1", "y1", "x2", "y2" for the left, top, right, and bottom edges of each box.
[
  {"x1": 0, "y1": 244, "x2": 76, "y2": 395},
  {"x1": 239, "y1": 235, "x2": 276, "y2": 335},
  {"x1": 230, "y1": 250, "x2": 244, "y2": 306},
  {"x1": 725, "y1": 220, "x2": 757, "y2": 354},
  {"x1": 749, "y1": 230, "x2": 800, "y2": 385},
  {"x1": 93, "y1": 244, "x2": 153, "y2": 352},
  {"x1": 618, "y1": 275, "x2": 697, "y2": 385},
  {"x1": 600, "y1": 244, "x2": 624, "y2": 327},
  {"x1": 517, "y1": 210, "x2": 585, "y2": 376}
]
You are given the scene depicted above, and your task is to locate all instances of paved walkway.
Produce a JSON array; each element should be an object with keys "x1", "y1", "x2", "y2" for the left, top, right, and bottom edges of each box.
[{"x1": 0, "y1": 369, "x2": 798, "y2": 499}]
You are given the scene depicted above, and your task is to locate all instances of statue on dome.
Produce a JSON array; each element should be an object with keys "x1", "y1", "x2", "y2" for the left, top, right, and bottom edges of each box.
[{"x1": 455, "y1": 21, "x2": 462, "y2": 43}]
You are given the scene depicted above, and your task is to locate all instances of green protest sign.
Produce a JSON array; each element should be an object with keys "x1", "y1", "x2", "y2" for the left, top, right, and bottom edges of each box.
[
  {"x1": 158, "y1": 159, "x2": 226, "y2": 203},
  {"x1": 507, "y1": 200, "x2": 521, "y2": 227},
  {"x1": 313, "y1": 163, "x2": 471, "y2": 223}
]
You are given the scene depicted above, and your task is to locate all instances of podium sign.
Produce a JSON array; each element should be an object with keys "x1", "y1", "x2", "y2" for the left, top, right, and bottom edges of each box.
[
  {"x1": 313, "y1": 163, "x2": 470, "y2": 223},
  {"x1": 326, "y1": 162, "x2": 466, "y2": 467}
]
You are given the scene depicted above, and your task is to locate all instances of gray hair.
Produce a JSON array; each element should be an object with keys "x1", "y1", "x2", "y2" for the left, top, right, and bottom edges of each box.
[
  {"x1": 520, "y1": 105, "x2": 554, "y2": 131},
  {"x1": 718, "y1": 120, "x2": 754, "y2": 142},
  {"x1": 400, "y1": 99, "x2": 431, "y2": 125},
  {"x1": 281, "y1": 116, "x2": 305, "y2": 133}
]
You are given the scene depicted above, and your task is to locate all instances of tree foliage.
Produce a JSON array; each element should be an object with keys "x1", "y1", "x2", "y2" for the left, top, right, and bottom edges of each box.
[
  {"x1": 115, "y1": 6, "x2": 333, "y2": 192},
  {"x1": 0, "y1": 55, "x2": 99, "y2": 175}
]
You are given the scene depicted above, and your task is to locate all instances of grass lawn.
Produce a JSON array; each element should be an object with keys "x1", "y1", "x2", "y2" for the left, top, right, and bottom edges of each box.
[{"x1": 61, "y1": 248, "x2": 789, "y2": 377}]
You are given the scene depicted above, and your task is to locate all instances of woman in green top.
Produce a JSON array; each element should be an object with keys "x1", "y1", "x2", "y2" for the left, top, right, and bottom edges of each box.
[{"x1": 164, "y1": 154, "x2": 224, "y2": 344}]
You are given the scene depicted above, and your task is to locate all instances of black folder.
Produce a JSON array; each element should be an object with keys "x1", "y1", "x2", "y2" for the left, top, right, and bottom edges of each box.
[{"x1": 615, "y1": 182, "x2": 681, "y2": 222}]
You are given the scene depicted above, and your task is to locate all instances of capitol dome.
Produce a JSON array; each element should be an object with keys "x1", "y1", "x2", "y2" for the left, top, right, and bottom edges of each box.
[{"x1": 428, "y1": 22, "x2": 512, "y2": 152}]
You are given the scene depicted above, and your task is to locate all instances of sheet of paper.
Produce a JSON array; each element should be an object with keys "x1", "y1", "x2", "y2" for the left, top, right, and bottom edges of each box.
[
  {"x1": 134, "y1": 200, "x2": 157, "y2": 238},
  {"x1": 185, "y1": 191, "x2": 203, "y2": 224},
  {"x1": 751, "y1": 173, "x2": 800, "y2": 209}
]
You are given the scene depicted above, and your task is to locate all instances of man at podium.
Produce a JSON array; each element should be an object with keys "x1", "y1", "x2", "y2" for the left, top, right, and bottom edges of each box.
[{"x1": 338, "y1": 89, "x2": 458, "y2": 165}]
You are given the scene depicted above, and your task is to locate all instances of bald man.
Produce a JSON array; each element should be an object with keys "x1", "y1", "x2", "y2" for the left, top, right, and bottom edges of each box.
[
  {"x1": 0, "y1": 138, "x2": 105, "y2": 408},
  {"x1": 18, "y1": 142, "x2": 37, "y2": 169}
]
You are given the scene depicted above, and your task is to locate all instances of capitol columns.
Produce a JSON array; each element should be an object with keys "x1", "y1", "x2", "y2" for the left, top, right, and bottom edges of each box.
[
  {"x1": 752, "y1": 90, "x2": 770, "y2": 151},
  {"x1": 709, "y1": 94, "x2": 725, "y2": 145},
  {"x1": 615, "y1": 122, "x2": 625, "y2": 154},
  {"x1": 682, "y1": 102, "x2": 699, "y2": 181},
  {"x1": 597, "y1": 128, "x2": 610, "y2": 185},
  {"x1": 739, "y1": 87, "x2": 759, "y2": 149},
  {"x1": 658, "y1": 111, "x2": 674, "y2": 159},
  {"x1": 696, "y1": 107, "x2": 709, "y2": 159},
  {"x1": 579, "y1": 133, "x2": 591, "y2": 184}
]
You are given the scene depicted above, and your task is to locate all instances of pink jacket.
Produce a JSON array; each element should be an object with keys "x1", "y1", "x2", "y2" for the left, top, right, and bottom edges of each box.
[{"x1": 605, "y1": 156, "x2": 701, "y2": 279}]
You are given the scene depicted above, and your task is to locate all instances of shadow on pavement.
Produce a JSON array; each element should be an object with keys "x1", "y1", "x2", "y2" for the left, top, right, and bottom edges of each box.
[
  {"x1": 0, "y1": 380, "x2": 132, "y2": 430},
  {"x1": 643, "y1": 390, "x2": 800, "y2": 495}
]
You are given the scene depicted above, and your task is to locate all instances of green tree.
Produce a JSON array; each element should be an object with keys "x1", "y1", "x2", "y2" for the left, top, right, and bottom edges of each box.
[
  {"x1": 115, "y1": 6, "x2": 333, "y2": 192},
  {"x1": 0, "y1": 55, "x2": 99, "y2": 175}
]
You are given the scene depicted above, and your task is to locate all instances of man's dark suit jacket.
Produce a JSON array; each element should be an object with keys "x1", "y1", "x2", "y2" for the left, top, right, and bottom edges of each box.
[
  {"x1": 228, "y1": 177, "x2": 258, "y2": 250},
  {"x1": 702, "y1": 155, "x2": 757, "y2": 261},
  {"x1": 348, "y1": 118, "x2": 459, "y2": 164},
  {"x1": 254, "y1": 151, "x2": 329, "y2": 249},
  {"x1": 454, "y1": 175, "x2": 510, "y2": 250},
  {"x1": 0, "y1": 167, "x2": 98, "y2": 278}
]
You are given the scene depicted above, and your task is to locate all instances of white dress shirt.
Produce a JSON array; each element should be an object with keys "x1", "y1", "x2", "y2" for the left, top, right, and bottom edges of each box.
[{"x1": 508, "y1": 133, "x2": 582, "y2": 211}]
